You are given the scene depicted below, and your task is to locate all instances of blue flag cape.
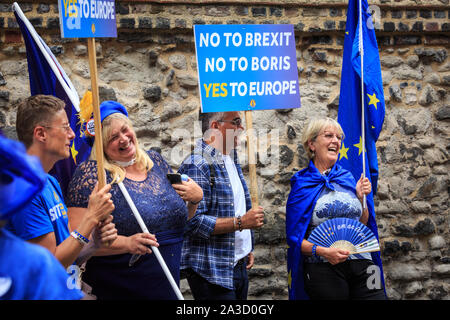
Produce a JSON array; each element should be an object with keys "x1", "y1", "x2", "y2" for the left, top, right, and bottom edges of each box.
[{"x1": 286, "y1": 160, "x2": 373, "y2": 300}]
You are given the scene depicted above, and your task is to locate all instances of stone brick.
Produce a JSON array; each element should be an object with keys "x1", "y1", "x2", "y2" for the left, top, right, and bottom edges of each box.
[
  {"x1": 29, "y1": 17, "x2": 43, "y2": 28},
  {"x1": 138, "y1": 17, "x2": 152, "y2": 29},
  {"x1": 47, "y1": 17, "x2": 59, "y2": 29},
  {"x1": 398, "y1": 22, "x2": 409, "y2": 32},
  {"x1": 406, "y1": 10, "x2": 417, "y2": 19},
  {"x1": 329, "y1": 8, "x2": 342, "y2": 17},
  {"x1": 116, "y1": 3, "x2": 129, "y2": 15},
  {"x1": 235, "y1": 6, "x2": 249, "y2": 16},
  {"x1": 324, "y1": 21, "x2": 335, "y2": 30},
  {"x1": 384, "y1": 22, "x2": 395, "y2": 32},
  {"x1": 285, "y1": 8, "x2": 299, "y2": 17},
  {"x1": 4, "y1": 31, "x2": 21, "y2": 43},
  {"x1": 434, "y1": 10, "x2": 446, "y2": 18},
  {"x1": 0, "y1": 4, "x2": 12, "y2": 12},
  {"x1": 411, "y1": 22, "x2": 423, "y2": 32},
  {"x1": 37, "y1": 4, "x2": 50, "y2": 14},
  {"x1": 391, "y1": 10, "x2": 403, "y2": 18},
  {"x1": 174, "y1": 19, "x2": 186, "y2": 29},
  {"x1": 425, "y1": 22, "x2": 439, "y2": 32},
  {"x1": 419, "y1": 10, "x2": 432, "y2": 19},
  {"x1": 120, "y1": 18, "x2": 135, "y2": 29},
  {"x1": 7, "y1": 17, "x2": 18, "y2": 29},
  {"x1": 156, "y1": 17, "x2": 170, "y2": 29},
  {"x1": 393, "y1": 36, "x2": 421, "y2": 45},
  {"x1": 270, "y1": 7, "x2": 283, "y2": 17},
  {"x1": 205, "y1": 6, "x2": 230, "y2": 17},
  {"x1": 251, "y1": 7, "x2": 267, "y2": 17}
]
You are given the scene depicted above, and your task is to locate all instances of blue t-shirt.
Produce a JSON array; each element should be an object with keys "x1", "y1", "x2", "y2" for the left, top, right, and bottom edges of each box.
[
  {"x1": 6, "y1": 174, "x2": 70, "y2": 244},
  {"x1": 0, "y1": 229, "x2": 83, "y2": 300}
]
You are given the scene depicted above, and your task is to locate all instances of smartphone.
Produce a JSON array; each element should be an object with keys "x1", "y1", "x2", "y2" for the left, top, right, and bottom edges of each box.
[{"x1": 167, "y1": 173, "x2": 182, "y2": 184}]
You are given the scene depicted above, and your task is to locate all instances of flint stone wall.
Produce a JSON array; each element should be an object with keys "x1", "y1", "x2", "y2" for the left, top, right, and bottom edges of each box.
[{"x1": 0, "y1": 0, "x2": 448, "y2": 300}]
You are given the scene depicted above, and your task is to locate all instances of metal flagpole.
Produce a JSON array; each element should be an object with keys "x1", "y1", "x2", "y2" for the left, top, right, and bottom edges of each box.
[
  {"x1": 117, "y1": 182, "x2": 184, "y2": 300},
  {"x1": 358, "y1": 0, "x2": 367, "y2": 210}
]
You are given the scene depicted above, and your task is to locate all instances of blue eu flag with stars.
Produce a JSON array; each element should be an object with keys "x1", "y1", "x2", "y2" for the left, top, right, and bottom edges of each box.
[
  {"x1": 14, "y1": 3, "x2": 91, "y2": 199},
  {"x1": 337, "y1": 0, "x2": 386, "y2": 294}
]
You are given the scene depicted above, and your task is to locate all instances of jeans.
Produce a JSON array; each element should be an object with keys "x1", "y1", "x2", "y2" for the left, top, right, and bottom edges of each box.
[
  {"x1": 304, "y1": 259, "x2": 386, "y2": 300},
  {"x1": 185, "y1": 258, "x2": 249, "y2": 300}
]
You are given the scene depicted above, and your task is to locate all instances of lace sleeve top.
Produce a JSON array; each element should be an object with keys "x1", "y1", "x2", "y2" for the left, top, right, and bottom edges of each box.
[{"x1": 66, "y1": 149, "x2": 187, "y2": 237}]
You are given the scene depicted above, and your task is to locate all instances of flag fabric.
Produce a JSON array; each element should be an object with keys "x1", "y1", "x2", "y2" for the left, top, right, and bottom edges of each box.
[
  {"x1": 13, "y1": 3, "x2": 91, "y2": 198},
  {"x1": 337, "y1": 0, "x2": 386, "y2": 293},
  {"x1": 286, "y1": 160, "x2": 359, "y2": 300}
]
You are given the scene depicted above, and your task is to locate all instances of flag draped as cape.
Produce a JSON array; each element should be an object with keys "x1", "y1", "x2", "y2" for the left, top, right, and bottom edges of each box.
[{"x1": 286, "y1": 160, "x2": 358, "y2": 300}]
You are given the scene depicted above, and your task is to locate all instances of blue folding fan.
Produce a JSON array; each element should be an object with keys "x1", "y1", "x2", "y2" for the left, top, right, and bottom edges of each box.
[{"x1": 307, "y1": 218, "x2": 380, "y2": 254}]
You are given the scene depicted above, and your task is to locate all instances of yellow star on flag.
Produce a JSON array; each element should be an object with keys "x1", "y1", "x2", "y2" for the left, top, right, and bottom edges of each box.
[
  {"x1": 353, "y1": 136, "x2": 364, "y2": 156},
  {"x1": 339, "y1": 142, "x2": 349, "y2": 160},
  {"x1": 70, "y1": 141, "x2": 78, "y2": 164},
  {"x1": 367, "y1": 92, "x2": 380, "y2": 110}
]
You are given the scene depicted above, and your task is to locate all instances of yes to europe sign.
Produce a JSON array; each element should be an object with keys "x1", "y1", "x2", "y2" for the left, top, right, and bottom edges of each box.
[{"x1": 58, "y1": 0, "x2": 117, "y2": 38}]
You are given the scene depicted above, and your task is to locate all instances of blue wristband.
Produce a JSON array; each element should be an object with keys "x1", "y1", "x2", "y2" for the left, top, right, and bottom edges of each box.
[
  {"x1": 312, "y1": 244, "x2": 318, "y2": 257},
  {"x1": 71, "y1": 230, "x2": 89, "y2": 245}
]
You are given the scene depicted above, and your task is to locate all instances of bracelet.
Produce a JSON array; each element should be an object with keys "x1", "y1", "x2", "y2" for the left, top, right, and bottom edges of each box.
[
  {"x1": 190, "y1": 198, "x2": 202, "y2": 205},
  {"x1": 237, "y1": 216, "x2": 243, "y2": 232},
  {"x1": 312, "y1": 244, "x2": 318, "y2": 257},
  {"x1": 71, "y1": 230, "x2": 89, "y2": 245}
]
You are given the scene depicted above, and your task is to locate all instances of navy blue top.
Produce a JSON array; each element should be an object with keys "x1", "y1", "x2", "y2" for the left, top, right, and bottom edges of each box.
[{"x1": 66, "y1": 150, "x2": 187, "y2": 300}]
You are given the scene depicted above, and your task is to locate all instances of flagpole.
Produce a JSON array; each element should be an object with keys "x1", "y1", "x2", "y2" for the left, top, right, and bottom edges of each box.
[
  {"x1": 245, "y1": 111, "x2": 259, "y2": 207},
  {"x1": 358, "y1": 0, "x2": 367, "y2": 210},
  {"x1": 87, "y1": 38, "x2": 107, "y2": 188}
]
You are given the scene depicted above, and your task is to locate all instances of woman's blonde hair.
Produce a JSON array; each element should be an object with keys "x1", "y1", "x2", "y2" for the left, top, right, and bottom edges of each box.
[
  {"x1": 301, "y1": 117, "x2": 345, "y2": 160},
  {"x1": 90, "y1": 113, "x2": 153, "y2": 183}
]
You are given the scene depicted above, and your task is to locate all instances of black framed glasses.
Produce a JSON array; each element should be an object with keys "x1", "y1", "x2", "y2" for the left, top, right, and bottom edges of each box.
[{"x1": 218, "y1": 118, "x2": 242, "y2": 127}]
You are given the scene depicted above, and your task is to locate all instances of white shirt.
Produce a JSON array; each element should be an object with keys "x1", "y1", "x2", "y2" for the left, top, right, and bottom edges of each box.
[{"x1": 222, "y1": 155, "x2": 252, "y2": 266}]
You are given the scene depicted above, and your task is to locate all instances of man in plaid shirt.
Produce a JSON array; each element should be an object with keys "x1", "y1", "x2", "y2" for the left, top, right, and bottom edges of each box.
[{"x1": 178, "y1": 111, "x2": 265, "y2": 300}]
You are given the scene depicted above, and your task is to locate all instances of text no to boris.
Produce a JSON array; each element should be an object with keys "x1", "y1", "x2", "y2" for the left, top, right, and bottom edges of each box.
[{"x1": 204, "y1": 80, "x2": 298, "y2": 98}]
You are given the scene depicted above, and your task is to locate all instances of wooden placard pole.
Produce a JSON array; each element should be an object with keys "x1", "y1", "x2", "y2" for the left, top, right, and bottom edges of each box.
[
  {"x1": 245, "y1": 110, "x2": 259, "y2": 207},
  {"x1": 87, "y1": 38, "x2": 106, "y2": 188}
]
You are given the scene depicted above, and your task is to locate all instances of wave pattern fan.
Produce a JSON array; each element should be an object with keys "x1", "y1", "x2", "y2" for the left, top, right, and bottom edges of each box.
[{"x1": 307, "y1": 218, "x2": 380, "y2": 254}]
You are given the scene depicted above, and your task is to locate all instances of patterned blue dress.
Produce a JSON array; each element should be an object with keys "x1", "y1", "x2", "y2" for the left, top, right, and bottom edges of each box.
[
  {"x1": 66, "y1": 150, "x2": 187, "y2": 299},
  {"x1": 304, "y1": 171, "x2": 372, "y2": 263}
]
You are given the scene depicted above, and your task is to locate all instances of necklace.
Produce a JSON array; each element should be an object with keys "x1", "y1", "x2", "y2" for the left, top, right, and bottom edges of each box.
[{"x1": 111, "y1": 157, "x2": 136, "y2": 168}]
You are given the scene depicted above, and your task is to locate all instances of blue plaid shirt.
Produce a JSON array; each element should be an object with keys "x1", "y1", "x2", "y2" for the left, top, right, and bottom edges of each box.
[{"x1": 178, "y1": 139, "x2": 253, "y2": 290}]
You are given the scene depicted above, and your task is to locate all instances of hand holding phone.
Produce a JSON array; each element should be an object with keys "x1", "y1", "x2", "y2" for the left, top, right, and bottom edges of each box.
[{"x1": 167, "y1": 173, "x2": 188, "y2": 184}]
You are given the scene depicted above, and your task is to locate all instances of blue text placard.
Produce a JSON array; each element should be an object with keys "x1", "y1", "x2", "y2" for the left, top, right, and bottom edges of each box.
[
  {"x1": 194, "y1": 24, "x2": 301, "y2": 113},
  {"x1": 58, "y1": 0, "x2": 117, "y2": 38}
]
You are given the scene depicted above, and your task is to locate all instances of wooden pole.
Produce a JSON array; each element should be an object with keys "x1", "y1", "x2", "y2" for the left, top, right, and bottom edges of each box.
[
  {"x1": 87, "y1": 37, "x2": 106, "y2": 188},
  {"x1": 245, "y1": 110, "x2": 259, "y2": 207}
]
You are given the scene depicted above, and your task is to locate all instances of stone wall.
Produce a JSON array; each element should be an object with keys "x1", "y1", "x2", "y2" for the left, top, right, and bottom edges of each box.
[{"x1": 0, "y1": 0, "x2": 449, "y2": 300}]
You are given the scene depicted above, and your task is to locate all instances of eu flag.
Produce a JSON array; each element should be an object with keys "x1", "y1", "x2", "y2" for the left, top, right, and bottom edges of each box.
[
  {"x1": 14, "y1": 3, "x2": 91, "y2": 198},
  {"x1": 337, "y1": 0, "x2": 386, "y2": 293}
]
